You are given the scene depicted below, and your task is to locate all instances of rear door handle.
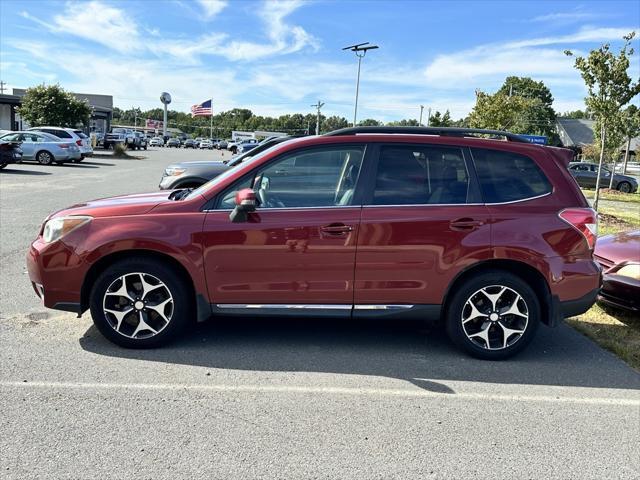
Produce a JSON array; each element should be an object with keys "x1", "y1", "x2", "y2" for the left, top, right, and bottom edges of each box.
[
  {"x1": 320, "y1": 223, "x2": 353, "y2": 236},
  {"x1": 450, "y1": 218, "x2": 484, "y2": 230}
]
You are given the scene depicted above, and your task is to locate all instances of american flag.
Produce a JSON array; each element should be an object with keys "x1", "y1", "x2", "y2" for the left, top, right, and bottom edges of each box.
[{"x1": 191, "y1": 99, "x2": 213, "y2": 116}]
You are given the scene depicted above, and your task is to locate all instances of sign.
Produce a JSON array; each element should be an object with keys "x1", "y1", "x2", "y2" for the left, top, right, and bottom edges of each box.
[
  {"x1": 521, "y1": 134, "x2": 547, "y2": 145},
  {"x1": 146, "y1": 119, "x2": 163, "y2": 130},
  {"x1": 231, "y1": 131, "x2": 256, "y2": 141}
]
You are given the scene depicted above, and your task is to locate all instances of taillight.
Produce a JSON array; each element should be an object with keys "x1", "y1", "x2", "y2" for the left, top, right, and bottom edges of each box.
[
  {"x1": 559, "y1": 208, "x2": 598, "y2": 250},
  {"x1": 59, "y1": 143, "x2": 70, "y2": 149},
  {"x1": 76, "y1": 139, "x2": 82, "y2": 146}
]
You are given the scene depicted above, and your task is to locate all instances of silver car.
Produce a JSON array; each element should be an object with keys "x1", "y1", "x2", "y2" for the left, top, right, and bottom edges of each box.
[
  {"x1": 0, "y1": 131, "x2": 82, "y2": 164},
  {"x1": 28, "y1": 126, "x2": 93, "y2": 159}
]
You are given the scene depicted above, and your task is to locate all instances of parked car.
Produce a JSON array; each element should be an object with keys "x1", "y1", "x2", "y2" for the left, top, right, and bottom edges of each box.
[
  {"x1": 594, "y1": 230, "x2": 640, "y2": 312},
  {"x1": 0, "y1": 138, "x2": 23, "y2": 169},
  {"x1": 166, "y1": 138, "x2": 181, "y2": 148},
  {"x1": 149, "y1": 137, "x2": 164, "y2": 147},
  {"x1": 0, "y1": 131, "x2": 81, "y2": 164},
  {"x1": 215, "y1": 139, "x2": 228, "y2": 150},
  {"x1": 27, "y1": 126, "x2": 601, "y2": 357},
  {"x1": 568, "y1": 162, "x2": 638, "y2": 193},
  {"x1": 184, "y1": 139, "x2": 198, "y2": 149},
  {"x1": 158, "y1": 136, "x2": 297, "y2": 190},
  {"x1": 237, "y1": 141, "x2": 259, "y2": 155},
  {"x1": 199, "y1": 139, "x2": 214, "y2": 149},
  {"x1": 134, "y1": 132, "x2": 148, "y2": 150},
  {"x1": 28, "y1": 126, "x2": 93, "y2": 160},
  {"x1": 104, "y1": 128, "x2": 137, "y2": 150}
]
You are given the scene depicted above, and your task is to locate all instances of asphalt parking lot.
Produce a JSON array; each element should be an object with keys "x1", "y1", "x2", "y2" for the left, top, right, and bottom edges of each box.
[{"x1": 1, "y1": 148, "x2": 639, "y2": 479}]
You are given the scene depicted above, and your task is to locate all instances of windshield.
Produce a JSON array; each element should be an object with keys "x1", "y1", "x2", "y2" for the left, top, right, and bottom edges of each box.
[{"x1": 185, "y1": 142, "x2": 286, "y2": 200}]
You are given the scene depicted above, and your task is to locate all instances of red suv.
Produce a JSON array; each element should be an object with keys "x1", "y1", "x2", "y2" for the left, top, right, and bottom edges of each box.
[{"x1": 27, "y1": 127, "x2": 601, "y2": 359}]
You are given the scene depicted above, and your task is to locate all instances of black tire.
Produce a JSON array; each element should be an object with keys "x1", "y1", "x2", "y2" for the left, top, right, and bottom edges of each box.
[
  {"x1": 445, "y1": 270, "x2": 540, "y2": 360},
  {"x1": 89, "y1": 258, "x2": 193, "y2": 348},
  {"x1": 144, "y1": 146, "x2": 147, "y2": 150},
  {"x1": 0, "y1": 163, "x2": 7, "y2": 170},
  {"x1": 36, "y1": 150, "x2": 54, "y2": 165},
  {"x1": 617, "y1": 181, "x2": 632, "y2": 193}
]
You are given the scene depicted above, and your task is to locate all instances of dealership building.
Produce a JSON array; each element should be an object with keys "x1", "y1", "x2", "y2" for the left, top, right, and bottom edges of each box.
[{"x1": 0, "y1": 88, "x2": 113, "y2": 134}]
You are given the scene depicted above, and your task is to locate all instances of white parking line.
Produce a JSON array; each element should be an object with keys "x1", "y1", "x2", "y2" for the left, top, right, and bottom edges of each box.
[{"x1": 2, "y1": 380, "x2": 638, "y2": 406}]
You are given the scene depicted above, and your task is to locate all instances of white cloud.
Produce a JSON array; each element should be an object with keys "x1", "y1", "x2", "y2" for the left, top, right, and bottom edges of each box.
[
  {"x1": 531, "y1": 11, "x2": 598, "y2": 23},
  {"x1": 51, "y1": 1, "x2": 140, "y2": 53},
  {"x1": 197, "y1": 0, "x2": 227, "y2": 19}
]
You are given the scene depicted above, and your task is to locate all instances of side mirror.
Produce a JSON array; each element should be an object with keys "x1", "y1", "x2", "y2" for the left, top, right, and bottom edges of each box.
[{"x1": 229, "y1": 188, "x2": 257, "y2": 223}]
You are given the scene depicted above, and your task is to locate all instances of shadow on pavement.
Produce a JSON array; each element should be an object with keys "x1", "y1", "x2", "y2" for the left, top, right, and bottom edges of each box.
[
  {"x1": 80, "y1": 316, "x2": 640, "y2": 392},
  {"x1": 0, "y1": 168, "x2": 52, "y2": 175}
]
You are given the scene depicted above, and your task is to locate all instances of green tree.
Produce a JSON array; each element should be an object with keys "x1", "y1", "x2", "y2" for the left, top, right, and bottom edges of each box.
[
  {"x1": 18, "y1": 84, "x2": 92, "y2": 128},
  {"x1": 428, "y1": 110, "x2": 452, "y2": 127},
  {"x1": 357, "y1": 118, "x2": 382, "y2": 126},
  {"x1": 322, "y1": 115, "x2": 349, "y2": 133},
  {"x1": 386, "y1": 119, "x2": 419, "y2": 126},
  {"x1": 562, "y1": 109, "x2": 590, "y2": 119},
  {"x1": 619, "y1": 104, "x2": 640, "y2": 175},
  {"x1": 468, "y1": 91, "x2": 546, "y2": 133},
  {"x1": 566, "y1": 31, "x2": 640, "y2": 209}
]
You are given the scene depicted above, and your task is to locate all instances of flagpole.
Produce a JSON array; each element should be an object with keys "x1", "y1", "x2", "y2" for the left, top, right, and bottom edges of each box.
[{"x1": 209, "y1": 98, "x2": 213, "y2": 139}]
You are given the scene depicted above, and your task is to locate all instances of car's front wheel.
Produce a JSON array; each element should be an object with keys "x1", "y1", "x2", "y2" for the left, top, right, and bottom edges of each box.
[
  {"x1": 445, "y1": 271, "x2": 540, "y2": 360},
  {"x1": 617, "y1": 181, "x2": 632, "y2": 193},
  {"x1": 89, "y1": 258, "x2": 192, "y2": 348}
]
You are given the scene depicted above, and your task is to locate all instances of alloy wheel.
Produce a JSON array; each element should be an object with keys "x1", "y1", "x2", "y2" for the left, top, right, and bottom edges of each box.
[
  {"x1": 102, "y1": 272, "x2": 174, "y2": 339},
  {"x1": 37, "y1": 152, "x2": 52, "y2": 165},
  {"x1": 461, "y1": 285, "x2": 529, "y2": 350}
]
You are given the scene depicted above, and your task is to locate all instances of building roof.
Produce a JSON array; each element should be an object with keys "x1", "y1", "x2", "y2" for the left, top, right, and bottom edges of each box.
[{"x1": 556, "y1": 118, "x2": 595, "y2": 147}]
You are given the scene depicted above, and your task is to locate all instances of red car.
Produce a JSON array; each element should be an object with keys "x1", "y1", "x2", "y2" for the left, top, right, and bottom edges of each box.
[
  {"x1": 594, "y1": 230, "x2": 640, "y2": 312},
  {"x1": 27, "y1": 127, "x2": 601, "y2": 359}
]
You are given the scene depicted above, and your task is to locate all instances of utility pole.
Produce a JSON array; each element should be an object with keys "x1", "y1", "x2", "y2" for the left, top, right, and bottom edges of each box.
[
  {"x1": 426, "y1": 107, "x2": 432, "y2": 127},
  {"x1": 419, "y1": 105, "x2": 424, "y2": 126},
  {"x1": 311, "y1": 100, "x2": 325, "y2": 135},
  {"x1": 0, "y1": 81, "x2": 6, "y2": 94},
  {"x1": 343, "y1": 42, "x2": 379, "y2": 126}
]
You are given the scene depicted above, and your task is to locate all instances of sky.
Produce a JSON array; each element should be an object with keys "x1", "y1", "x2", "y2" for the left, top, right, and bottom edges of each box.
[{"x1": 1, "y1": 0, "x2": 639, "y2": 122}]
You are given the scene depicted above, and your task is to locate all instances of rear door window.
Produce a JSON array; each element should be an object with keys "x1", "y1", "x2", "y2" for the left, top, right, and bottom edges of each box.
[
  {"x1": 371, "y1": 145, "x2": 474, "y2": 205},
  {"x1": 471, "y1": 148, "x2": 552, "y2": 203}
]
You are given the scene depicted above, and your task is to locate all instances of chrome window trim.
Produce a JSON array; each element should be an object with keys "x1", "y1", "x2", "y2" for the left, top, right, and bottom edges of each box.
[
  {"x1": 204, "y1": 205, "x2": 361, "y2": 213},
  {"x1": 361, "y1": 191, "x2": 552, "y2": 207}
]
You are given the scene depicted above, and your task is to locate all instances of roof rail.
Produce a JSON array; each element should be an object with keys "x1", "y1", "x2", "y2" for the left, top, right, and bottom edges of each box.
[{"x1": 324, "y1": 126, "x2": 530, "y2": 143}]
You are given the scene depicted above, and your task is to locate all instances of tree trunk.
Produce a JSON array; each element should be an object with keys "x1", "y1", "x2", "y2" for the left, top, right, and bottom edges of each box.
[
  {"x1": 622, "y1": 136, "x2": 631, "y2": 174},
  {"x1": 608, "y1": 158, "x2": 616, "y2": 189},
  {"x1": 593, "y1": 122, "x2": 606, "y2": 211}
]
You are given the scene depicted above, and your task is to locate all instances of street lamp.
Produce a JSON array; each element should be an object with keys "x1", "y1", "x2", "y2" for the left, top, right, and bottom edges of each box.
[{"x1": 343, "y1": 42, "x2": 379, "y2": 127}]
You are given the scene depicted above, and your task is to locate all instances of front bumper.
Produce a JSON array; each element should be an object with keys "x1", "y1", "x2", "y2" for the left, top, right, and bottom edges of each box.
[
  {"x1": 598, "y1": 274, "x2": 640, "y2": 312},
  {"x1": 26, "y1": 237, "x2": 87, "y2": 315}
]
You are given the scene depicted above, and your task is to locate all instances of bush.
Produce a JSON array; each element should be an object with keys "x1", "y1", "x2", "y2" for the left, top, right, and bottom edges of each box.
[{"x1": 113, "y1": 143, "x2": 130, "y2": 158}]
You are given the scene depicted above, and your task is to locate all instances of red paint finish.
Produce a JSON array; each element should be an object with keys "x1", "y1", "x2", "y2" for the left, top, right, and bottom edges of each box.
[
  {"x1": 354, "y1": 205, "x2": 492, "y2": 304},
  {"x1": 202, "y1": 208, "x2": 361, "y2": 304},
  {"x1": 27, "y1": 132, "x2": 602, "y2": 323}
]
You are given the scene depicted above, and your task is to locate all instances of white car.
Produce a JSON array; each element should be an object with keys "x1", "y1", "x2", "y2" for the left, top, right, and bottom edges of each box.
[
  {"x1": 199, "y1": 140, "x2": 214, "y2": 149},
  {"x1": 149, "y1": 137, "x2": 164, "y2": 147},
  {"x1": 28, "y1": 126, "x2": 93, "y2": 160}
]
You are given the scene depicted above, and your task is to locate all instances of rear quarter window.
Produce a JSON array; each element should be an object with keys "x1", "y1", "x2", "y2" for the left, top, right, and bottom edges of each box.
[
  {"x1": 48, "y1": 129, "x2": 72, "y2": 138},
  {"x1": 471, "y1": 148, "x2": 552, "y2": 203}
]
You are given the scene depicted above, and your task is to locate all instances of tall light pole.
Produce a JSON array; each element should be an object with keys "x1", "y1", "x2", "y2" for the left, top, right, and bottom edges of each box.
[
  {"x1": 343, "y1": 42, "x2": 379, "y2": 127},
  {"x1": 160, "y1": 92, "x2": 171, "y2": 137},
  {"x1": 419, "y1": 105, "x2": 424, "y2": 126},
  {"x1": 426, "y1": 107, "x2": 432, "y2": 127},
  {"x1": 311, "y1": 100, "x2": 325, "y2": 135}
]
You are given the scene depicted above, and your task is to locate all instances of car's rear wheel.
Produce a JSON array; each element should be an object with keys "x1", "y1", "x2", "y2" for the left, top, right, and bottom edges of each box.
[
  {"x1": 617, "y1": 181, "x2": 632, "y2": 193},
  {"x1": 445, "y1": 271, "x2": 540, "y2": 360},
  {"x1": 36, "y1": 151, "x2": 54, "y2": 165},
  {"x1": 89, "y1": 258, "x2": 192, "y2": 348}
]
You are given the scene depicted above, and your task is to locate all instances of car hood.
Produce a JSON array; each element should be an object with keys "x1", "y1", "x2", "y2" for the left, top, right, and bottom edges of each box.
[
  {"x1": 51, "y1": 191, "x2": 173, "y2": 218},
  {"x1": 595, "y1": 230, "x2": 640, "y2": 265},
  {"x1": 173, "y1": 160, "x2": 228, "y2": 168}
]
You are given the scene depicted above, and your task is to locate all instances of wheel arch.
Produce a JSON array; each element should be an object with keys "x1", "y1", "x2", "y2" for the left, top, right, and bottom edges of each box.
[
  {"x1": 80, "y1": 249, "x2": 210, "y2": 322},
  {"x1": 173, "y1": 177, "x2": 208, "y2": 189},
  {"x1": 442, "y1": 259, "x2": 553, "y2": 326}
]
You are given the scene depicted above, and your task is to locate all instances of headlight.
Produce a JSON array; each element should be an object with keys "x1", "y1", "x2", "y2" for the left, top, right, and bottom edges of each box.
[
  {"x1": 42, "y1": 216, "x2": 92, "y2": 243},
  {"x1": 615, "y1": 263, "x2": 640, "y2": 280},
  {"x1": 164, "y1": 167, "x2": 186, "y2": 176}
]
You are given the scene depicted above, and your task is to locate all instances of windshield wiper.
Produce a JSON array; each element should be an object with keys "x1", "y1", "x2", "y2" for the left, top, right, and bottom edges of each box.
[{"x1": 169, "y1": 188, "x2": 193, "y2": 201}]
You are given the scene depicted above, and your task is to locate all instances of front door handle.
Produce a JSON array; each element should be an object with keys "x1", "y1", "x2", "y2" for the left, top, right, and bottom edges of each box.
[
  {"x1": 450, "y1": 218, "x2": 484, "y2": 231},
  {"x1": 320, "y1": 223, "x2": 353, "y2": 236}
]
